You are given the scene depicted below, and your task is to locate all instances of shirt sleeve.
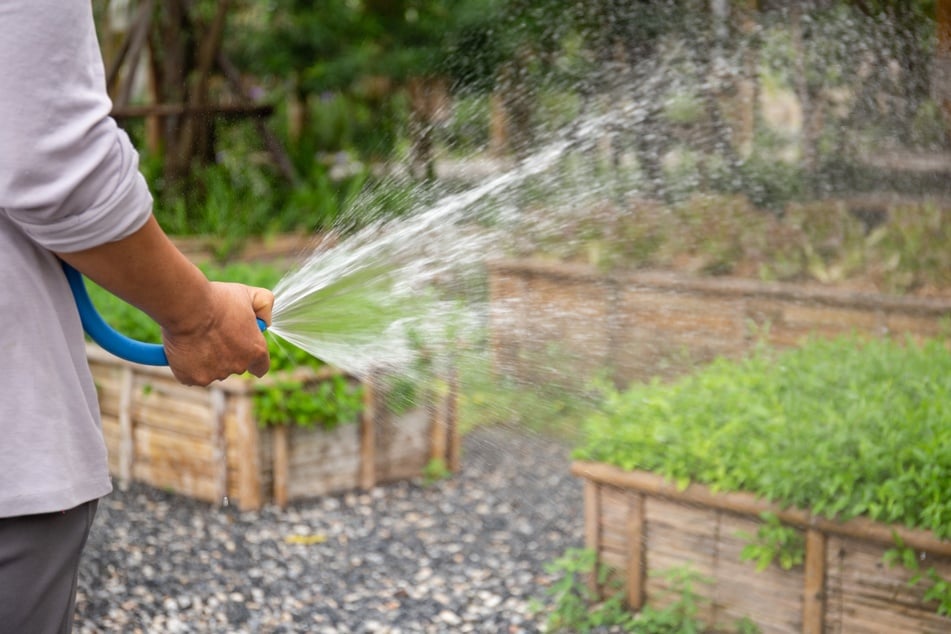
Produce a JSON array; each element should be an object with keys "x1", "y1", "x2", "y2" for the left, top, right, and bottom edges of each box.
[{"x1": 0, "y1": 0, "x2": 153, "y2": 252}]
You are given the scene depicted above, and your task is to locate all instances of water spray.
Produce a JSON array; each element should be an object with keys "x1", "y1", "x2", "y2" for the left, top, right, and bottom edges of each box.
[{"x1": 62, "y1": 111, "x2": 619, "y2": 372}]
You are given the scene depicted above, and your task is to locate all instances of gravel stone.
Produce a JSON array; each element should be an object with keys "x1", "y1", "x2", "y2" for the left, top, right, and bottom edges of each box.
[{"x1": 73, "y1": 427, "x2": 583, "y2": 632}]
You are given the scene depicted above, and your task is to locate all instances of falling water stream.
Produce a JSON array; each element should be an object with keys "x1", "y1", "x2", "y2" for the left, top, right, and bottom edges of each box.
[{"x1": 267, "y1": 112, "x2": 616, "y2": 379}]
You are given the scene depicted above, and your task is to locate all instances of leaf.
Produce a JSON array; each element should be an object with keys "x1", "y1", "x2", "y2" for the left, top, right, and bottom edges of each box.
[{"x1": 284, "y1": 533, "x2": 328, "y2": 545}]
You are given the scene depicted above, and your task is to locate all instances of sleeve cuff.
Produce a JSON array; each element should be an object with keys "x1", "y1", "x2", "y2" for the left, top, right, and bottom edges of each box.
[{"x1": 5, "y1": 133, "x2": 154, "y2": 253}]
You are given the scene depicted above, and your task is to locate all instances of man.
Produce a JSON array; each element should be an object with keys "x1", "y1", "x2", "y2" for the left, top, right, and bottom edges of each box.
[{"x1": 0, "y1": 2, "x2": 273, "y2": 631}]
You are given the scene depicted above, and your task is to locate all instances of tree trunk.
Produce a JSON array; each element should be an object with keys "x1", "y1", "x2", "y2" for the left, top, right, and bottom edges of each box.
[
  {"x1": 936, "y1": 0, "x2": 951, "y2": 145},
  {"x1": 791, "y1": 3, "x2": 822, "y2": 188},
  {"x1": 407, "y1": 76, "x2": 449, "y2": 181}
]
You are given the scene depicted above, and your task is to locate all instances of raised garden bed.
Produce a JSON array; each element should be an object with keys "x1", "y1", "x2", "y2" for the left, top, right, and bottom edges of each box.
[
  {"x1": 489, "y1": 258, "x2": 951, "y2": 387},
  {"x1": 571, "y1": 337, "x2": 951, "y2": 633},
  {"x1": 573, "y1": 462, "x2": 951, "y2": 634},
  {"x1": 89, "y1": 344, "x2": 458, "y2": 511}
]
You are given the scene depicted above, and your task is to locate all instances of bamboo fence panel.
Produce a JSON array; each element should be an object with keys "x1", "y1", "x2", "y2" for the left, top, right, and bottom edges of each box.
[{"x1": 574, "y1": 461, "x2": 951, "y2": 634}]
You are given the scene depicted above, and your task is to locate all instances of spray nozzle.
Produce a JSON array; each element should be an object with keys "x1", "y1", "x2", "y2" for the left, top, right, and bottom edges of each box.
[{"x1": 62, "y1": 261, "x2": 267, "y2": 366}]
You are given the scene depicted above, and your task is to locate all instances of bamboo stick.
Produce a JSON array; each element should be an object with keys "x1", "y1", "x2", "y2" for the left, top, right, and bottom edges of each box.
[
  {"x1": 429, "y1": 385, "x2": 448, "y2": 465},
  {"x1": 626, "y1": 492, "x2": 646, "y2": 610},
  {"x1": 446, "y1": 368, "x2": 461, "y2": 472},
  {"x1": 359, "y1": 376, "x2": 377, "y2": 491},
  {"x1": 584, "y1": 481, "x2": 602, "y2": 597},
  {"x1": 803, "y1": 529, "x2": 827, "y2": 634},
  {"x1": 572, "y1": 462, "x2": 951, "y2": 558},
  {"x1": 272, "y1": 424, "x2": 289, "y2": 508},
  {"x1": 118, "y1": 366, "x2": 134, "y2": 489},
  {"x1": 235, "y1": 396, "x2": 264, "y2": 511},
  {"x1": 210, "y1": 387, "x2": 228, "y2": 504}
]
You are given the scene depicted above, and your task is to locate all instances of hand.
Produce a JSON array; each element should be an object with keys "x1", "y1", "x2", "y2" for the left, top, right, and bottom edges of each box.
[{"x1": 162, "y1": 282, "x2": 274, "y2": 386}]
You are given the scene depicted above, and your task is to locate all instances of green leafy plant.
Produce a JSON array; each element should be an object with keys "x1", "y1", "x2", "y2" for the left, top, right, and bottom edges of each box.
[
  {"x1": 576, "y1": 335, "x2": 951, "y2": 539},
  {"x1": 540, "y1": 551, "x2": 760, "y2": 633},
  {"x1": 253, "y1": 375, "x2": 363, "y2": 430},
  {"x1": 541, "y1": 548, "x2": 636, "y2": 633},
  {"x1": 631, "y1": 567, "x2": 721, "y2": 634},
  {"x1": 738, "y1": 512, "x2": 805, "y2": 572},
  {"x1": 885, "y1": 534, "x2": 951, "y2": 616},
  {"x1": 421, "y1": 458, "x2": 451, "y2": 485}
]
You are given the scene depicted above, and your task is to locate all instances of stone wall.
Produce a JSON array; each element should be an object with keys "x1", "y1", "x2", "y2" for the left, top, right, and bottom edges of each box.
[{"x1": 488, "y1": 259, "x2": 951, "y2": 387}]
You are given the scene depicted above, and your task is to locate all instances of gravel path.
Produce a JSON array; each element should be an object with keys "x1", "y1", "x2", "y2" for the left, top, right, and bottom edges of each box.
[{"x1": 74, "y1": 426, "x2": 584, "y2": 633}]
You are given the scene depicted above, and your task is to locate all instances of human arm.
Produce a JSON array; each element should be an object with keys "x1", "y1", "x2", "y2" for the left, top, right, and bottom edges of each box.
[
  {"x1": 57, "y1": 216, "x2": 272, "y2": 386},
  {"x1": 0, "y1": 1, "x2": 270, "y2": 386}
]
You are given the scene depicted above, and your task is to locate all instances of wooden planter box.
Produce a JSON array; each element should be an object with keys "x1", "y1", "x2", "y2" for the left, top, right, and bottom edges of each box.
[
  {"x1": 573, "y1": 461, "x2": 951, "y2": 634},
  {"x1": 490, "y1": 259, "x2": 951, "y2": 387},
  {"x1": 88, "y1": 344, "x2": 459, "y2": 511}
]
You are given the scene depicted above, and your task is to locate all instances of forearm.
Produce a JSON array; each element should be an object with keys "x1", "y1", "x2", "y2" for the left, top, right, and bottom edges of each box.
[
  {"x1": 55, "y1": 216, "x2": 214, "y2": 336},
  {"x1": 55, "y1": 215, "x2": 272, "y2": 385}
]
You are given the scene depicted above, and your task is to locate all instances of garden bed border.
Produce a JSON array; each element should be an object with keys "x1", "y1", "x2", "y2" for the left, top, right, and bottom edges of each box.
[
  {"x1": 573, "y1": 460, "x2": 951, "y2": 633},
  {"x1": 89, "y1": 343, "x2": 459, "y2": 511}
]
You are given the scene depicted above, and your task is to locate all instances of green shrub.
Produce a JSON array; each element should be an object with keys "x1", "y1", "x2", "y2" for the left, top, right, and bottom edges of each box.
[
  {"x1": 538, "y1": 549, "x2": 760, "y2": 634},
  {"x1": 575, "y1": 336, "x2": 951, "y2": 538}
]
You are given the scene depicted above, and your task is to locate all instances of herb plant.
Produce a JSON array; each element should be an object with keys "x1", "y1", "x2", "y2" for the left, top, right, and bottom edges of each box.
[
  {"x1": 737, "y1": 512, "x2": 805, "y2": 572},
  {"x1": 539, "y1": 549, "x2": 760, "y2": 633},
  {"x1": 885, "y1": 534, "x2": 951, "y2": 616},
  {"x1": 575, "y1": 335, "x2": 951, "y2": 538}
]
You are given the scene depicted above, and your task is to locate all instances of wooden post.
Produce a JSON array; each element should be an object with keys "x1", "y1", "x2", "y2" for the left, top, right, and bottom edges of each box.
[
  {"x1": 802, "y1": 528, "x2": 827, "y2": 634},
  {"x1": 272, "y1": 424, "x2": 289, "y2": 508},
  {"x1": 937, "y1": 0, "x2": 951, "y2": 144},
  {"x1": 359, "y1": 377, "x2": 377, "y2": 490},
  {"x1": 626, "y1": 493, "x2": 646, "y2": 610},
  {"x1": 209, "y1": 387, "x2": 228, "y2": 504},
  {"x1": 118, "y1": 366, "x2": 134, "y2": 489},
  {"x1": 429, "y1": 383, "x2": 448, "y2": 466},
  {"x1": 584, "y1": 480, "x2": 602, "y2": 597},
  {"x1": 217, "y1": 52, "x2": 298, "y2": 184},
  {"x1": 234, "y1": 394, "x2": 262, "y2": 511},
  {"x1": 445, "y1": 368, "x2": 461, "y2": 472}
]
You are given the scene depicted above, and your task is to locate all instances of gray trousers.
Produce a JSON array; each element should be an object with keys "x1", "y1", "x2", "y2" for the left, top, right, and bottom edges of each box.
[{"x1": 0, "y1": 499, "x2": 99, "y2": 634}]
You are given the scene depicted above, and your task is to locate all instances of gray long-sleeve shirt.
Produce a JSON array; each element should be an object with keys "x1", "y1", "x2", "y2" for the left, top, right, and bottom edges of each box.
[{"x1": 0, "y1": 1, "x2": 153, "y2": 516}]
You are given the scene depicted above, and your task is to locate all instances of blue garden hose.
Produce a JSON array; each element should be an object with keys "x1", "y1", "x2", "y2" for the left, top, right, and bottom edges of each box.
[{"x1": 62, "y1": 261, "x2": 266, "y2": 366}]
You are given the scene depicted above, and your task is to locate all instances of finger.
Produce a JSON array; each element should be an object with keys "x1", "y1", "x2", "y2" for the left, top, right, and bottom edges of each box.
[
  {"x1": 249, "y1": 286, "x2": 274, "y2": 326},
  {"x1": 247, "y1": 348, "x2": 271, "y2": 377}
]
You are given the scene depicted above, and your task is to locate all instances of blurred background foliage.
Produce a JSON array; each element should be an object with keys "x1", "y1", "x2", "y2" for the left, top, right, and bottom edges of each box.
[{"x1": 94, "y1": 0, "x2": 949, "y2": 272}]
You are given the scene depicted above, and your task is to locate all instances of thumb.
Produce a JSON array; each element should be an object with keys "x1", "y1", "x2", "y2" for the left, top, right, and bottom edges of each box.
[{"x1": 248, "y1": 286, "x2": 274, "y2": 327}]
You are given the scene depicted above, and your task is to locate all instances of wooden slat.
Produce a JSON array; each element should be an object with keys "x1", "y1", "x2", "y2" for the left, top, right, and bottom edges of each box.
[
  {"x1": 287, "y1": 471, "x2": 360, "y2": 500},
  {"x1": 429, "y1": 386, "x2": 448, "y2": 465},
  {"x1": 626, "y1": 492, "x2": 645, "y2": 610},
  {"x1": 118, "y1": 366, "x2": 134, "y2": 487},
  {"x1": 715, "y1": 513, "x2": 803, "y2": 634},
  {"x1": 827, "y1": 536, "x2": 951, "y2": 633},
  {"x1": 359, "y1": 377, "x2": 376, "y2": 490},
  {"x1": 446, "y1": 369, "x2": 461, "y2": 472},
  {"x1": 375, "y1": 455, "x2": 428, "y2": 483},
  {"x1": 133, "y1": 426, "x2": 217, "y2": 463},
  {"x1": 803, "y1": 529, "x2": 826, "y2": 634},
  {"x1": 574, "y1": 462, "x2": 951, "y2": 557},
  {"x1": 272, "y1": 425, "x2": 289, "y2": 508},
  {"x1": 643, "y1": 498, "x2": 718, "y2": 624},
  {"x1": 231, "y1": 395, "x2": 262, "y2": 511},
  {"x1": 110, "y1": 102, "x2": 274, "y2": 119},
  {"x1": 585, "y1": 481, "x2": 602, "y2": 596},
  {"x1": 210, "y1": 387, "x2": 227, "y2": 504},
  {"x1": 132, "y1": 462, "x2": 218, "y2": 502},
  {"x1": 131, "y1": 394, "x2": 217, "y2": 439}
]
